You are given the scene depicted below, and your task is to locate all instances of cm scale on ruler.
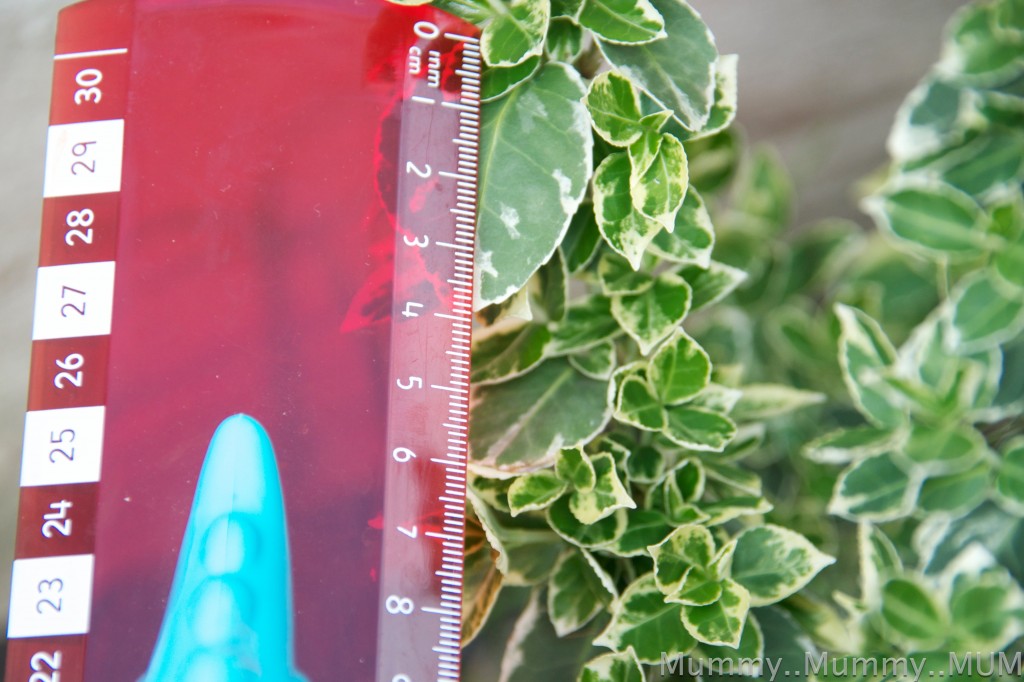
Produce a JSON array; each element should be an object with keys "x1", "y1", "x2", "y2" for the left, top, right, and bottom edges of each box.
[{"x1": 6, "y1": 1, "x2": 480, "y2": 681}]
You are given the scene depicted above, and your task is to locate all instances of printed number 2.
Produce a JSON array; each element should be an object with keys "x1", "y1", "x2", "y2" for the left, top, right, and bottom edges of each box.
[{"x1": 405, "y1": 161, "x2": 431, "y2": 179}]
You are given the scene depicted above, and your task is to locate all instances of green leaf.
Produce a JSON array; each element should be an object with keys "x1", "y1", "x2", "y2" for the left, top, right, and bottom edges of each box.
[
  {"x1": 684, "y1": 128, "x2": 740, "y2": 194},
  {"x1": 611, "y1": 271, "x2": 692, "y2": 354},
  {"x1": 607, "y1": 508, "x2": 674, "y2": 557},
  {"x1": 498, "y1": 589, "x2": 604, "y2": 682},
  {"x1": 481, "y1": 0, "x2": 550, "y2": 67},
  {"x1": 578, "y1": 0, "x2": 666, "y2": 45},
  {"x1": 802, "y1": 426, "x2": 905, "y2": 465},
  {"x1": 669, "y1": 567, "x2": 722, "y2": 606},
  {"x1": 896, "y1": 423, "x2": 988, "y2": 476},
  {"x1": 508, "y1": 470, "x2": 569, "y2": 515},
  {"x1": 649, "y1": 328, "x2": 711, "y2": 404},
  {"x1": 578, "y1": 649, "x2": 644, "y2": 682},
  {"x1": 939, "y1": 1, "x2": 1024, "y2": 85},
  {"x1": 995, "y1": 436, "x2": 1024, "y2": 514},
  {"x1": 595, "y1": 573, "x2": 697, "y2": 664},
  {"x1": 949, "y1": 271, "x2": 1024, "y2": 353},
  {"x1": 570, "y1": 453, "x2": 636, "y2": 523},
  {"x1": 862, "y1": 180, "x2": 990, "y2": 259},
  {"x1": 597, "y1": 251, "x2": 654, "y2": 296},
  {"x1": 649, "y1": 523, "x2": 716, "y2": 595},
  {"x1": 663, "y1": 405, "x2": 736, "y2": 452},
  {"x1": 691, "y1": 53, "x2": 738, "y2": 140},
  {"x1": 702, "y1": 459, "x2": 761, "y2": 496},
  {"x1": 469, "y1": 473, "x2": 515, "y2": 513},
  {"x1": 556, "y1": 447, "x2": 597, "y2": 492},
  {"x1": 598, "y1": 0, "x2": 717, "y2": 131},
  {"x1": 696, "y1": 610, "x2": 765, "y2": 674},
  {"x1": 732, "y1": 147, "x2": 792, "y2": 231},
  {"x1": 463, "y1": 513, "x2": 504, "y2": 645},
  {"x1": 830, "y1": 452, "x2": 919, "y2": 522},
  {"x1": 878, "y1": 577, "x2": 947, "y2": 649},
  {"x1": 471, "y1": 358, "x2": 612, "y2": 470},
  {"x1": 858, "y1": 522, "x2": 903, "y2": 602},
  {"x1": 652, "y1": 460, "x2": 706, "y2": 524},
  {"x1": 731, "y1": 383, "x2": 825, "y2": 421},
  {"x1": 887, "y1": 77, "x2": 972, "y2": 162},
  {"x1": 626, "y1": 445, "x2": 665, "y2": 483},
  {"x1": 549, "y1": 295, "x2": 623, "y2": 355},
  {"x1": 993, "y1": 194, "x2": 1024, "y2": 290},
  {"x1": 949, "y1": 566, "x2": 1024, "y2": 650},
  {"x1": 730, "y1": 525, "x2": 835, "y2": 606},
  {"x1": 585, "y1": 71, "x2": 646, "y2": 147},
  {"x1": 699, "y1": 496, "x2": 773, "y2": 526},
  {"x1": 472, "y1": 323, "x2": 553, "y2": 385},
  {"x1": 548, "y1": 550, "x2": 614, "y2": 636},
  {"x1": 482, "y1": 55, "x2": 543, "y2": 102},
  {"x1": 630, "y1": 133, "x2": 688, "y2": 230},
  {"x1": 680, "y1": 578, "x2": 750, "y2": 648},
  {"x1": 835, "y1": 304, "x2": 905, "y2": 429},
  {"x1": 561, "y1": 205, "x2": 603, "y2": 274},
  {"x1": 534, "y1": 248, "x2": 568, "y2": 322},
  {"x1": 679, "y1": 260, "x2": 747, "y2": 310},
  {"x1": 648, "y1": 188, "x2": 715, "y2": 267},
  {"x1": 478, "y1": 63, "x2": 592, "y2": 306},
  {"x1": 569, "y1": 341, "x2": 617, "y2": 380},
  {"x1": 615, "y1": 374, "x2": 667, "y2": 431},
  {"x1": 548, "y1": 495, "x2": 627, "y2": 548},
  {"x1": 917, "y1": 462, "x2": 990, "y2": 517},
  {"x1": 546, "y1": 18, "x2": 584, "y2": 62},
  {"x1": 432, "y1": 0, "x2": 494, "y2": 23},
  {"x1": 594, "y1": 152, "x2": 665, "y2": 269}
]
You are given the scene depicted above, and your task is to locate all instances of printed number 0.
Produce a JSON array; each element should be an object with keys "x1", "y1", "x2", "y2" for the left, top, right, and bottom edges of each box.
[
  {"x1": 393, "y1": 676, "x2": 411, "y2": 682},
  {"x1": 385, "y1": 595, "x2": 414, "y2": 615}
]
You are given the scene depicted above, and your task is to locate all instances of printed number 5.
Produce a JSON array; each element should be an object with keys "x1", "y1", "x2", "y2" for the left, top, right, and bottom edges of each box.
[{"x1": 396, "y1": 376, "x2": 422, "y2": 390}]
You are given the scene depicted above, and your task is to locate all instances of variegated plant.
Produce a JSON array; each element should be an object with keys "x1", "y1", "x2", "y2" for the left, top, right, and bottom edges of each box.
[{"x1": 385, "y1": 0, "x2": 1023, "y2": 678}]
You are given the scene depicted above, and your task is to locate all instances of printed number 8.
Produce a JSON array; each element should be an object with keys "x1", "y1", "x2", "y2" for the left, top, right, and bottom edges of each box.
[{"x1": 385, "y1": 595, "x2": 414, "y2": 615}]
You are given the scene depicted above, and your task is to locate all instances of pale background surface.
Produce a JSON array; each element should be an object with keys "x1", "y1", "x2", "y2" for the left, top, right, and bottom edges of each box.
[{"x1": 0, "y1": 0, "x2": 963, "y2": 655}]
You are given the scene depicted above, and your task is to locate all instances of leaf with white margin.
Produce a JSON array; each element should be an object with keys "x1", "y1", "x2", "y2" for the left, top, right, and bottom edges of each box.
[
  {"x1": 690, "y1": 53, "x2": 738, "y2": 141},
  {"x1": 508, "y1": 470, "x2": 569, "y2": 515},
  {"x1": 663, "y1": 405, "x2": 736, "y2": 452},
  {"x1": 482, "y1": 55, "x2": 543, "y2": 102},
  {"x1": 648, "y1": 188, "x2": 715, "y2": 267},
  {"x1": 680, "y1": 578, "x2": 750, "y2": 648},
  {"x1": 578, "y1": 648, "x2": 645, "y2": 682},
  {"x1": 607, "y1": 508, "x2": 674, "y2": 557},
  {"x1": 630, "y1": 132, "x2": 688, "y2": 231},
  {"x1": 471, "y1": 358, "x2": 612, "y2": 470},
  {"x1": 594, "y1": 152, "x2": 665, "y2": 269},
  {"x1": 472, "y1": 323, "x2": 552, "y2": 385},
  {"x1": 858, "y1": 522, "x2": 903, "y2": 605},
  {"x1": 598, "y1": 0, "x2": 717, "y2": 131},
  {"x1": 569, "y1": 453, "x2": 637, "y2": 524},
  {"x1": 481, "y1": 0, "x2": 550, "y2": 67},
  {"x1": 731, "y1": 383, "x2": 825, "y2": 421},
  {"x1": 649, "y1": 523, "x2": 716, "y2": 595},
  {"x1": 549, "y1": 295, "x2": 623, "y2": 355},
  {"x1": 597, "y1": 251, "x2": 654, "y2": 296},
  {"x1": 861, "y1": 180, "x2": 992, "y2": 259},
  {"x1": 829, "y1": 452, "x2": 919, "y2": 522},
  {"x1": 556, "y1": 447, "x2": 597, "y2": 492},
  {"x1": 895, "y1": 422, "x2": 988, "y2": 476},
  {"x1": 949, "y1": 270, "x2": 1024, "y2": 354},
  {"x1": 569, "y1": 341, "x2": 617, "y2": 380},
  {"x1": 649, "y1": 328, "x2": 711, "y2": 405},
  {"x1": 477, "y1": 63, "x2": 592, "y2": 306},
  {"x1": 694, "y1": 610, "x2": 764, "y2": 675},
  {"x1": 548, "y1": 549, "x2": 614, "y2": 636},
  {"x1": 611, "y1": 271, "x2": 692, "y2": 355},
  {"x1": 879, "y1": 576, "x2": 947, "y2": 649},
  {"x1": 835, "y1": 304, "x2": 905, "y2": 429},
  {"x1": 679, "y1": 260, "x2": 747, "y2": 310},
  {"x1": 594, "y1": 573, "x2": 697, "y2": 663},
  {"x1": 949, "y1": 565, "x2": 1024, "y2": 650},
  {"x1": 615, "y1": 374, "x2": 667, "y2": 431},
  {"x1": 578, "y1": 0, "x2": 666, "y2": 45},
  {"x1": 730, "y1": 524, "x2": 835, "y2": 607},
  {"x1": 548, "y1": 495, "x2": 627, "y2": 549},
  {"x1": 802, "y1": 426, "x2": 905, "y2": 465},
  {"x1": 585, "y1": 71, "x2": 646, "y2": 147}
]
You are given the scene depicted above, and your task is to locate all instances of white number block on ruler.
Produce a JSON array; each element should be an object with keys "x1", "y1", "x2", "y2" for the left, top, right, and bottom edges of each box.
[
  {"x1": 43, "y1": 119, "x2": 124, "y2": 198},
  {"x1": 8, "y1": 554, "x2": 94, "y2": 638},
  {"x1": 32, "y1": 261, "x2": 115, "y2": 340},
  {"x1": 22, "y1": 406, "x2": 105, "y2": 486}
]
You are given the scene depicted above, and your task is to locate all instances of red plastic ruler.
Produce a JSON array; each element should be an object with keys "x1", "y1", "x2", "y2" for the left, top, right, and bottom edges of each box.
[{"x1": 5, "y1": 1, "x2": 480, "y2": 681}]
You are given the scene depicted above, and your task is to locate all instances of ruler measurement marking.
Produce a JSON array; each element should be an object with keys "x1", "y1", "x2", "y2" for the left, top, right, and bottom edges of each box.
[{"x1": 54, "y1": 47, "x2": 128, "y2": 60}]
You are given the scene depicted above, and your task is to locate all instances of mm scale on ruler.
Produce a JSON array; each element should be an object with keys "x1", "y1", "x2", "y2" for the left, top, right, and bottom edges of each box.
[{"x1": 5, "y1": 1, "x2": 480, "y2": 681}]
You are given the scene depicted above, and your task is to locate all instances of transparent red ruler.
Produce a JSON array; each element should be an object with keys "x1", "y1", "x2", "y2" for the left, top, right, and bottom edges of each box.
[{"x1": 6, "y1": 1, "x2": 479, "y2": 680}]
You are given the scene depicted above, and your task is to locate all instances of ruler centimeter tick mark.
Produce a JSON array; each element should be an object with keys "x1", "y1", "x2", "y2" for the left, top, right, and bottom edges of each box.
[{"x1": 6, "y1": 2, "x2": 479, "y2": 682}]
